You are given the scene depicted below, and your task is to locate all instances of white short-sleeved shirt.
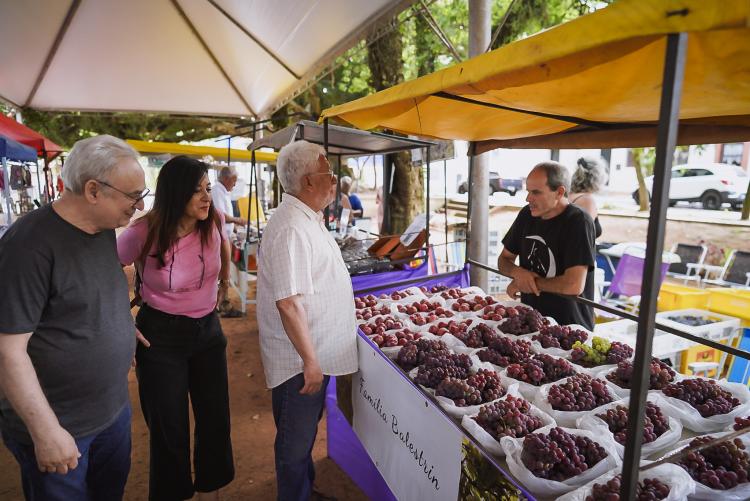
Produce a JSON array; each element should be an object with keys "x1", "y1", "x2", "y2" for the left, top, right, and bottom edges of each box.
[
  {"x1": 211, "y1": 181, "x2": 234, "y2": 239},
  {"x1": 256, "y1": 193, "x2": 358, "y2": 388}
]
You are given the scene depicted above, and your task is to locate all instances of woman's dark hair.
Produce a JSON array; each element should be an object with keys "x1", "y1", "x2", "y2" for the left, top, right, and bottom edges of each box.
[{"x1": 142, "y1": 155, "x2": 218, "y2": 267}]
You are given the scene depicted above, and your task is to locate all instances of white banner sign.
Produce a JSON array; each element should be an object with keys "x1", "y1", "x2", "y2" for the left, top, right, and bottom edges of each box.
[{"x1": 352, "y1": 336, "x2": 463, "y2": 500}]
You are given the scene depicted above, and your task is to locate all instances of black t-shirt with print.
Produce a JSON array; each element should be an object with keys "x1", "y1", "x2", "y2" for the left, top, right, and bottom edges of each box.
[{"x1": 502, "y1": 204, "x2": 596, "y2": 329}]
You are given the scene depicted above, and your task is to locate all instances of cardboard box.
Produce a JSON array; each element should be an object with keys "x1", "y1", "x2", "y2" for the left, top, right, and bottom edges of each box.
[{"x1": 367, "y1": 236, "x2": 402, "y2": 258}]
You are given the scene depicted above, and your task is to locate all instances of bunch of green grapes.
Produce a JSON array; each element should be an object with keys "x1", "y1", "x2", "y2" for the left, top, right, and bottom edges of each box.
[{"x1": 570, "y1": 337, "x2": 611, "y2": 367}]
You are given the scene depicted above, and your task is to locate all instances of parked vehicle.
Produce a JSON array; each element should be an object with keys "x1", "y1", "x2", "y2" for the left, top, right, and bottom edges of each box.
[
  {"x1": 457, "y1": 172, "x2": 523, "y2": 196},
  {"x1": 632, "y1": 163, "x2": 748, "y2": 210}
]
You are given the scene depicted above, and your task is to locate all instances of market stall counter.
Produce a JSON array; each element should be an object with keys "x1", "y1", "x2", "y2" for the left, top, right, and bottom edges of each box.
[{"x1": 327, "y1": 275, "x2": 749, "y2": 500}]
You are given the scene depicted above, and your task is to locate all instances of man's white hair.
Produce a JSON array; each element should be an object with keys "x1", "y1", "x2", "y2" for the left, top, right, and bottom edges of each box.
[
  {"x1": 277, "y1": 140, "x2": 326, "y2": 195},
  {"x1": 62, "y1": 135, "x2": 140, "y2": 194},
  {"x1": 340, "y1": 175, "x2": 352, "y2": 192},
  {"x1": 219, "y1": 165, "x2": 238, "y2": 180}
]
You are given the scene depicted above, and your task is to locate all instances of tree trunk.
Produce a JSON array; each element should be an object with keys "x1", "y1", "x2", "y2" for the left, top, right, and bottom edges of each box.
[
  {"x1": 367, "y1": 20, "x2": 423, "y2": 235},
  {"x1": 634, "y1": 165, "x2": 649, "y2": 211}
]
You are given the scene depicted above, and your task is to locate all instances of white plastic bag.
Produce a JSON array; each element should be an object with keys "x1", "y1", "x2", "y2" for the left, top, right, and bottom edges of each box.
[
  {"x1": 500, "y1": 425, "x2": 621, "y2": 498},
  {"x1": 576, "y1": 394, "x2": 683, "y2": 459},
  {"x1": 657, "y1": 378, "x2": 750, "y2": 432},
  {"x1": 499, "y1": 357, "x2": 581, "y2": 402},
  {"x1": 520, "y1": 323, "x2": 593, "y2": 359},
  {"x1": 658, "y1": 433, "x2": 750, "y2": 500},
  {"x1": 556, "y1": 462, "x2": 695, "y2": 501},
  {"x1": 533, "y1": 376, "x2": 619, "y2": 427},
  {"x1": 460, "y1": 395, "x2": 555, "y2": 457}
]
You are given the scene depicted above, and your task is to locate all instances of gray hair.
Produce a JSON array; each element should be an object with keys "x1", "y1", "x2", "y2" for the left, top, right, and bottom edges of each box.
[
  {"x1": 531, "y1": 161, "x2": 570, "y2": 194},
  {"x1": 571, "y1": 156, "x2": 608, "y2": 194},
  {"x1": 277, "y1": 140, "x2": 326, "y2": 195},
  {"x1": 62, "y1": 135, "x2": 139, "y2": 194},
  {"x1": 218, "y1": 165, "x2": 237, "y2": 180},
  {"x1": 340, "y1": 175, "x2": 352, "y2": 192}
]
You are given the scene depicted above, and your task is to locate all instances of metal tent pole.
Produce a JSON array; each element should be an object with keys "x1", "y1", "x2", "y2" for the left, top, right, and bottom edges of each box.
[
  {"x1": 323, "y1": 118, "x2": 331, "y2": 230},
  {"x1": 425, "y1": 146, "x2": 431, "y2": 271},
  {"x1": 464, "y1": 150, "x2": 474, "y2": 265},
  {"x1": 620, "y1": 32, "x2": 687, "y2": 501},
  {"x1": 247, "y1": 151, "x2": 255, "y2": 245},
  {"x1": 443, "y1": 159, "x2": 449, "y2": 265}
]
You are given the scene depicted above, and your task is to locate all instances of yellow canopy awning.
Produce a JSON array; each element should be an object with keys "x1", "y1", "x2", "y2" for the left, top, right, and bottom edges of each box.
[
  {"x1": 321, "y1": 0, "x2": 750, "y2": 151},
  {"x1": 127, "y1": 139, "x2": 277, "y2": 164}
]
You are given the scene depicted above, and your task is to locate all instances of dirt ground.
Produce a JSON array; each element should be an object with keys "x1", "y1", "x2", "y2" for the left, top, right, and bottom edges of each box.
[
  {"x1": 0, "y1": 269, "x2": 367, "y2": 501},
  {"x1": 1, "y1": 206, "x2": 747, "y2": 501}
]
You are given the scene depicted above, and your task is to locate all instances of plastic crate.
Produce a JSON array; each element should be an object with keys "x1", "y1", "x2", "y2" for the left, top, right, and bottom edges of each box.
[
  {"x1": 657, "y1": 283, "x2": 710, "y2": 312},
  {"x1": 708, "y1": 288, "x2": 750, "y2": 327},
  {"x1": 656, "y1": 308, "x2": 741, "y2": 377}
]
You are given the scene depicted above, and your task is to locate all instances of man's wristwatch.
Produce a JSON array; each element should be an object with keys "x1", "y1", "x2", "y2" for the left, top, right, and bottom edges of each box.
[{"x1": 218, "y1": 279, "x2": 230, "y2": 288}]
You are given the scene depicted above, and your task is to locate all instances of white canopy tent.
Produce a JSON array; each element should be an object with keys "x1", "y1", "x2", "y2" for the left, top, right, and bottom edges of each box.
[{"x1": 0, "y1": 0, "x2": 412, "y2": 117}]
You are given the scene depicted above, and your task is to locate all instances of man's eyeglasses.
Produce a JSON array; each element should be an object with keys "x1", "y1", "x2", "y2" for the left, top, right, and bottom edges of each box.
[
  {"x1": 96, "y1": 179, "x2": 150, "y2": 206},
  {"x1": 307, "y1": 170, "x2": 335, "y2": 179}
]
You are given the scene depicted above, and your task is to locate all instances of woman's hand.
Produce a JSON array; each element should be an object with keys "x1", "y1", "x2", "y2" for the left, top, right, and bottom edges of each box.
[{"x1": 216, "y1": 280, "x2": 230, "y2": 311}]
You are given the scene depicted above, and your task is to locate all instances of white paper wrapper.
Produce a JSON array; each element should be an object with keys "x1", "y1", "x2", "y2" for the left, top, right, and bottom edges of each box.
[
  {"x1": 576, "y1": 394, "x2": 683, "y2": 459},
  {"x1": 657, "y1": 378, "x2": 750, "y2": 432},
  {"x1": 460, "y1": 395, "x2": 556, "y2": 457},
  {"x1": 533, "y1": 375, "x2": 620, "y2": 427},
  {"x1": 408, "y1": 359, "x2": 512, "y2": 417},
  {"x1": 657, "y1": 432, "x2": 750, "y2": 500},
  {"x1": 499, "y1": 357, "x2": 581, "y2": 401},
  {"x1": 521, "y1": 323, "x2": 593, "y2": 359},
  {"x1": 557, "y1": 462, "x2": 695, "y2": 501},
  {"x1": 500, "y1": 425, "x2": 621, "y2": 497},
  {"x1": 592, "y1": 364, "x2": 684, "y2": 400}
]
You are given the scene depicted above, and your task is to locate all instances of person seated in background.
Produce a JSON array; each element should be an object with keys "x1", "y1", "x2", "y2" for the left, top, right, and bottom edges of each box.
[
  {"x1": 340, "y1": 176, "x2": 363, "y2": 218},
  {"x1": 569, "y1": 156, "x2": 607, "y2": 239}
]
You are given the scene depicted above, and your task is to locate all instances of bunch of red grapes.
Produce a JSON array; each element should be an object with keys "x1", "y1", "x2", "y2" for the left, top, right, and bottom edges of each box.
[
  {"x1": 521, "y1": 427, "x2": 608, "y2": 481},
  {"x1": 662, "y1": 378, "x2": 740, "y2": 417},
  {"x1": 506, "y1": 354, "x2": 577, "y2": 386}
]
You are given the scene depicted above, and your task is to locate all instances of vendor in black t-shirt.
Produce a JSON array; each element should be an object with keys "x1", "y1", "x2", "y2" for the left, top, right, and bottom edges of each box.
[{"x1": 498, "y1": 161, "x2": 596, "y2": 330}]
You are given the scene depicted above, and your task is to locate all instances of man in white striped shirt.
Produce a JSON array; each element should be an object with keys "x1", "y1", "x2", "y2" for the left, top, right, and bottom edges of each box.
[{"x1": 257, "y1": 140, "x2": 358, "y2": 501}]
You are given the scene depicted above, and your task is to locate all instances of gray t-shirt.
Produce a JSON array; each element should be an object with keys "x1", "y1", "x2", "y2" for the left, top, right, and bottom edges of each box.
[{"x1": 0, "y1": 204, "x2": 135, "y2": 443}]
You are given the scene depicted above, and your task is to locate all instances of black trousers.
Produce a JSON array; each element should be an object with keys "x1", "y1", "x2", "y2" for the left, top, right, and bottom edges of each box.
[{"x1": 135, "y1": 304, "x2": 234, "y2": 501}]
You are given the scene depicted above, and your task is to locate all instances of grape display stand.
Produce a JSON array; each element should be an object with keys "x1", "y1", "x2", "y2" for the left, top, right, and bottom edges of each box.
[
  {"x1": 328, "y1": 268, "x2": 539, "y2": 501},
  {"x1": 328, "y1": 276, "x2": 749, "y2": 500}
]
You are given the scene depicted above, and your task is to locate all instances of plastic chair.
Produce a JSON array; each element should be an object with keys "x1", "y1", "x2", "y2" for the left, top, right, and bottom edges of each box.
[
  {"x1": 604, "y1": 251, "x2": 670, "y2": 313},
  {"x1": 697, "y1": 250, "x2": 750, "y2": 288},
  {"x1": 667, "y1": 243, "x2": 707, "y2": 284}
]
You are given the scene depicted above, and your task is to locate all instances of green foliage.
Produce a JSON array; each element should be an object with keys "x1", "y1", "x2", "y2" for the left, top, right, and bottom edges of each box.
[{"x1": 17, "y1": 109, "x2": 238, "y2": 150}]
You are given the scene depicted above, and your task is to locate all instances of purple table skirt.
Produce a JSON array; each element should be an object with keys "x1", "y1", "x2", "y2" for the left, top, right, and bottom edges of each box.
[{"x1": 327, "y1": 265, "x2": 470, "y2": 500}]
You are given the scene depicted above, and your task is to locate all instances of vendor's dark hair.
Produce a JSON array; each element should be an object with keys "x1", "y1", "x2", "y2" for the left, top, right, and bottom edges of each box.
[
  {"x1": 141, "y1": 155, "x2": 218, "y2": 267},
  {"x1": 532, "y1": 161, "x2": 570, "y2": 194},
  {"x1": 571, "y1": 156, "x2": 607, "y2": 194}
]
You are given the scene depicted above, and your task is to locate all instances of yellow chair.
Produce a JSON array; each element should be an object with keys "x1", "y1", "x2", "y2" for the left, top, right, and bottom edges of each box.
[{"x1": 237, "y1": 196, "x2": 266, "y2": 224}]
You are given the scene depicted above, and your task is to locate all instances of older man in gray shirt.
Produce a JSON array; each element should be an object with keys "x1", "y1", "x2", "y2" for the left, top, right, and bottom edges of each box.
[{"x1": 0, "y1": 135, "x2": 147, "y2": 501}]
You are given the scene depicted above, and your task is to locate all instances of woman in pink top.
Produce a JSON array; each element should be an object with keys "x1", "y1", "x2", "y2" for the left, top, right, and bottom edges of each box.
[{"x1": 118, "y1": 156, "x2": 234, "y2": 500}]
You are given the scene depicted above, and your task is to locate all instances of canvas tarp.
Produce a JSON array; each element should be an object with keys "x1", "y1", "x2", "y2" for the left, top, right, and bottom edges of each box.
[
  {"x1": 320, "y1": 0, "x2": 750, "y2": 151},
  {"x1": 0, "y1": 0, "x2": 413, "y2": 118}
]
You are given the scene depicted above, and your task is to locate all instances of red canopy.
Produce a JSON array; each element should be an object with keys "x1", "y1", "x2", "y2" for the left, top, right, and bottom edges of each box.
[{"x1": 0, "y1": 114, "x2": 63, "y2": 161}]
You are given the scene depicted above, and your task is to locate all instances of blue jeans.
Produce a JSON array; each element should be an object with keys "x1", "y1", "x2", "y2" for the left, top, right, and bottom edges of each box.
[
  {"x1": 272, "y1": 373, "x2": 330, "y2": 501},
  {"x1": 2, "y1": 404, "x2": 132, "y2": 501}
]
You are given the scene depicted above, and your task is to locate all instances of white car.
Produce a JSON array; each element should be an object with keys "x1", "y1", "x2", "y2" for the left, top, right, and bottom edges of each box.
[{"x1": 632, "y1": 163, "x2": 748, "y2": 210}]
